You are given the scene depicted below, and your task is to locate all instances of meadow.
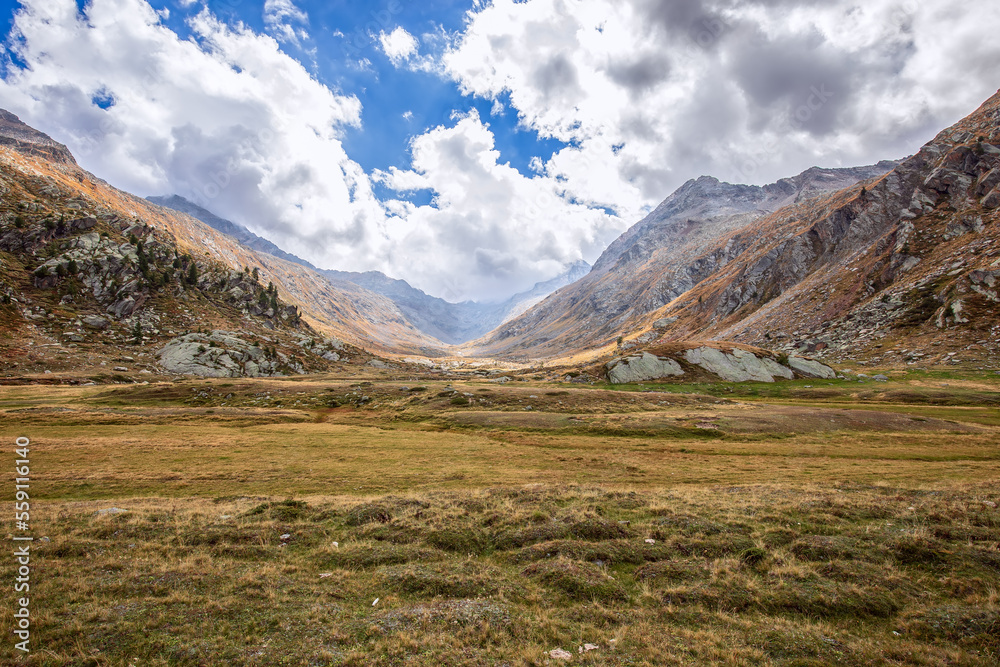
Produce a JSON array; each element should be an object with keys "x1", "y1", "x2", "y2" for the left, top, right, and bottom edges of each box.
[{"x1": 1, "y1": 369, "x2": 998, "y2": 665}]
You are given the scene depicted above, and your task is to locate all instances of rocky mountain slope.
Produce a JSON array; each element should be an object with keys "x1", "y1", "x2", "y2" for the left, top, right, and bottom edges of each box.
[
  {"x1": 147, "y1": 194, "x2": 315, "y2": 269},
  {"x1": 149, "y1": 194, "x2": 590, "y2": 345},
  {"x1": 0, "y1": 110, "x2": 448, "y2": 379},
  {"x1": 467, "y1": 162, "x2": 898, "y2": 359},
  {"x1": 469, "y1": 91, "x2": 1000, "y2": 369},
  {"x1": 322, "y1": 261, "x2": 591, "y2": 344}
]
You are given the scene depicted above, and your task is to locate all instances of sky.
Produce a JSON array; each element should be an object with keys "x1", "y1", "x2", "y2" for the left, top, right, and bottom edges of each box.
[{"x1": 0, "y1": 1, "x2": 998, "y2": 303}]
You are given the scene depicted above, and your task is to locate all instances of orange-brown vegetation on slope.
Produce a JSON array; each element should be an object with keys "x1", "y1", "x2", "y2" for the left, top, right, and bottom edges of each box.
[
  {"x1": 0, "y1": 145, "x2": 448, "y2": 356},
  {"x1": 470, "y1": 90, "x2": 1000, "y2": 368}
]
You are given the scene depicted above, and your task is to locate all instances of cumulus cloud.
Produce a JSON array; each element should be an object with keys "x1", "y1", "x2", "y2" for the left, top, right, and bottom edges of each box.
[
  {"x1": 378, "y1": 26, "x2": 418, "y2": 66},
  {"x1": 376, "y1": 111, "x2": 624, "y2": 301},
  {"x1": 2, "y1": 0, "x2": 999, "y2": 305},
  {"x1": 443, "y1": 0, "x2": 1000, "y2": 215},
  {"x1": 0, "y1": 0, "x2": 385, "y2": 274},
  {"x1": 263, "y1": 0, "x2": 309, "y2": 45}
]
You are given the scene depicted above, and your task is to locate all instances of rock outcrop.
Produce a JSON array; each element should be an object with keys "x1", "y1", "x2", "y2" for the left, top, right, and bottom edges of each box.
[
  {"x1": 606, "y1": 352, "x2": 683, "y2": 384},
  {"x1": 158, "y1": 331, "x2": 291, "y2": 377},
  {"x1": 604, "y1": 345, "x2": 833, "y2": 384},
  {"x1": 682, "y1": 347, "x2": 793, "y2": 383}
]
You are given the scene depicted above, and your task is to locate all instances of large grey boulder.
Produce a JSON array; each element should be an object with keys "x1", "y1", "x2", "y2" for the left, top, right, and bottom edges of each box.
[
  {"x1": 606, "y1": 352, "x2": 683, "y2": 384},
  {"x1": 81, "y1": 315, "x2": 110, "y2": 330},
  {"x1": 158, "y1": 331, "x2": 281, "y2": 377},
  {"x1": 787, "y1": 356, "x2": 836, "y2": 379},
  {"x1": 683, "y1": 346, "x2": 793, "y2": 382}
]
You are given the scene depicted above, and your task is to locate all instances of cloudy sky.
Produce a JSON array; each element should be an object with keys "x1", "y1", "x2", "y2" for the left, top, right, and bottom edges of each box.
[{"x1": 0, "y1": 0, "x2": 998, "y2": 302}]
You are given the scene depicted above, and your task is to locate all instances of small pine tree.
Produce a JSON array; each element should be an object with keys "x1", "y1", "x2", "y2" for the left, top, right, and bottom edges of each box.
[
  {"x1": 187, "y1": 262, "x2": 198, "y2": 286},
  {"x1": 252, "y1": 267, "x2": 259, "y2": 281},
  {"x1": 173, "y1": 257, "x2": 182, "y2": 269},
  {"x1": 163, "y1": 269, "x2": 173, "y2": 285},
  {"x1": 13, "y1": 216, "x2": 24, "y2": 228},
  {"x1": 67, "y1": 259, "x2": 78, "y2": 274},
  {"x1": 132, "y1": 321, "x2": 143, "y2": 345},
  {"x1": 55, "y1": 264, "x2": 67, "y2": 277},
  {"x1": 267, "y1": 281, "x2": 275, "y2": 295},
  {"x1": 269, "y1": 295, "x2": 278, "y2": 312}
]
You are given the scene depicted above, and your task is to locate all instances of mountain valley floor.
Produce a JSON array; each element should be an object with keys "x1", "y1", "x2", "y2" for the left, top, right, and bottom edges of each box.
[{"x1": 1, "y1": 367, "x2": 998, "y2": 666}]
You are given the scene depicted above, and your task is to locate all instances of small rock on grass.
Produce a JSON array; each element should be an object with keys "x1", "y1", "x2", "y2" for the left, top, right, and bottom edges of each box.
[
  {"x1": 94, "y1": 508, "x2": 128, "y2": 516},
  {"x1": 549, "y1": 648, "x2": 573, "y2": 660}
]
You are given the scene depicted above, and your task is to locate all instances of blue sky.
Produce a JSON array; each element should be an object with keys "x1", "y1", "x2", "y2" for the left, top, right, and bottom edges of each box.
[{"x1": 1, "y1": 0, "x2": 998, "y2": 302}]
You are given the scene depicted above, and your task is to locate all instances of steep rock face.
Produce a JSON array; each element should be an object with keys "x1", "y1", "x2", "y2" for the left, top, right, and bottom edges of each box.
[
  {"x1": 656, "y1": 91, "x2": 1000, "y2": 364},
  {"x1": 468, "y1": 163, "x2": 897, "y2": 359}
]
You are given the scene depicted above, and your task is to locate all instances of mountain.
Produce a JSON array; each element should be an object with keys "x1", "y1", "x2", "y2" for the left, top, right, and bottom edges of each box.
[
  {"x1": 467, "y1": 162, "x2": 899, "y2": 358},
  {"x1": 146, "y1": 195, "x2": 317, "y2": 270},
  {"x1": 149, "y1": 194, "x2": 590, "y2": 345},
  {"x1": 467, "y1": 91, "x2": 1000, "y2": 368},
  {"x1": 0, "y1": 109, "x2": 76, "y2": 165},
  {"x1": 321, "y1": 261, "x2": 591, "y2": 345},
  {"x1": 0, "y1": 109, "x2": 448, "y2": 378}
]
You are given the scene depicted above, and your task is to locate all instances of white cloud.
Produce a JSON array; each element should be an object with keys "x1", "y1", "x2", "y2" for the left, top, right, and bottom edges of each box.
[
  {"x1": 376, "y1": 111, "x2": 625, "y2": 301},
  {"x1": 263, "y1": 0, "x2": 309, "y2": 45},
  {"x1": 378, "y1": 26, "x2": 418, "y2": 66},
  {"x1": 0, "y1": 0, "x2": 386, "y2": 275},
  {"x1": 442, "y1": 0, "x2": 1000, "y2": 218},
  {"x1": 3, "y1": 0, "x2": 999, "y2": 306}
]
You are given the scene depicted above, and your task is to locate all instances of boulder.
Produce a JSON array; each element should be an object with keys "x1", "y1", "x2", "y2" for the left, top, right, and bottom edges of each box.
[
  {"x1": 606, "y1": 352, "x2": 683, "y2": 384},
  {"x1": 787, "y1": 356, "x2": 836, "y2": 379},
  {"x1": 684, "y1": 347, "x2": 792, "y2": 383},
  {"x1": 81, "y1": 315, "x2": 110, "y2": 330},
  {"x1": 652, "y1": 317, "x2": 679, "y2": 329},
  {"x1": 158, "y1": 331, "x2": 282, "y2": 378}
]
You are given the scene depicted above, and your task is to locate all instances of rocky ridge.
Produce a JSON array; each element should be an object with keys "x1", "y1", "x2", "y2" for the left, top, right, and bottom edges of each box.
[
  {"x1": 151, "y1": 194, "x2": 592, "y2": 345},
  {"x1": 468, "y1": 91, "x2": 1000, "y2": 369},
  {"x1": 467, "y1": 162, "x2": 898, "y2": 359}
]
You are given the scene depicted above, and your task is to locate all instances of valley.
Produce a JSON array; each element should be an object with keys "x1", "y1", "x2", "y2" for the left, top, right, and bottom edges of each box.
[
  {"x1": 1, "y1": 369, "x2": 998, "y2": 665},
  {"x1": 1, "y1": 81, "x2": 999, "y2": 667}
]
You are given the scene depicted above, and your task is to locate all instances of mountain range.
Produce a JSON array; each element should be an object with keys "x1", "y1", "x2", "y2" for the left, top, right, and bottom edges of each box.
[
  {"x1": 1, "y1": 90, "x2": 999, "y2": 375},
  {"x1": 147, "y1": 194, "x2": 590, "y2": 345}
]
